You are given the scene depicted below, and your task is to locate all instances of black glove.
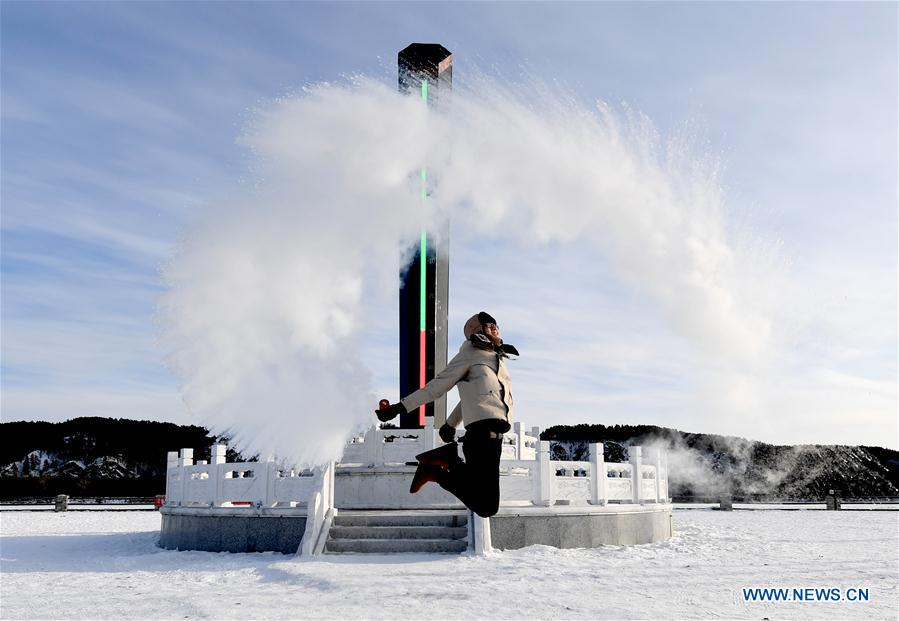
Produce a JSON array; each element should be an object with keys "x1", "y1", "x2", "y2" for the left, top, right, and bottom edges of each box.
[
  {"x1": 376, "y1": 402, "x2": 406, "y2": 422},
  {"x1": 438, "y1": 423, "x2": 456, "y2": 443}
]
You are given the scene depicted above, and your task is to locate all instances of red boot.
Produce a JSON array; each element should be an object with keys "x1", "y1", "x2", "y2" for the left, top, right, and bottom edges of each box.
[
  {"x1": 415, "y1": 442, "x2": 460, "y2": 468},
  {"x1": 410, "y1": 463, "x2": 445, "y2": 494}
]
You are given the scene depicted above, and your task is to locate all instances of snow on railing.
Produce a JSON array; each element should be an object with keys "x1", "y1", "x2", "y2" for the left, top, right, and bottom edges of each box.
[
  {"x1": 340, "y1": 422, "x2": 669, "y2": 506},
  {"x1": 165, "y1": 445, "x2": 337, "y2": 555},
  {"x1": 499, "y1": 443, "x2": 669, "y2": 506},
  {"x1": 166, "y1": 431, "x2": 667, "y2": 514},
  {"x1": 164, "y1": 445, "x2": 335, "y2": 512},
  {"x1": 341, "y1": 421, "x2": 540, "y2": 465},
  {"x1": 341, "y1": 425, "x2": 435, "y2": 465},
  {"x1": 299, "y1": 461, "x2": 336, "y2": 556}
]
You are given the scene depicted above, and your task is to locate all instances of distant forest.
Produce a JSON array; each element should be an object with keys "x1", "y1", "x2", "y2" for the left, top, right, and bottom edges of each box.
[
  {"x1": 2, "y1": 417, "x2": 898, "y2": 501},
  {"x1": 0, "y1": 417, "x2": 240, "y2": 498}
]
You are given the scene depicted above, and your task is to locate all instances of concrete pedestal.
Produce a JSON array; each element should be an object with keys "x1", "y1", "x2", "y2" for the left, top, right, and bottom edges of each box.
[
  {"x1": 335, "y1": 465, "x2": 464, "y2": 509},
  {"x1": 159, "y1": 508, "x2": 306, "y2": 554},
  {"x1": 490, "y1": 504, "x2": 672, "y2": 549},
  {"x1": 158, "y1": 466, "x2": 673, "y2": 553}
]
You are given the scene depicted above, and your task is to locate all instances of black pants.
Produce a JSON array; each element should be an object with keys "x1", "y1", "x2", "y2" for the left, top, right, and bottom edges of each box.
[{"x1": 437, "y1": 421, "x2": 506, "y2": 518}]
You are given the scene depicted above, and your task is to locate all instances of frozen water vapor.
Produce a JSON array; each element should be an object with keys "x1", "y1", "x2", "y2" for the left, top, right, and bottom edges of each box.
[{"x1": 159, "y1": 74, "x2": 776, "y2": 465}]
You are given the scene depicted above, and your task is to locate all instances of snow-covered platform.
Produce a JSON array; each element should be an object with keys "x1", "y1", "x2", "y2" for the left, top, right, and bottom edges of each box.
[
  {"x1": 159, "y1": 506, "x2": 308, "y2": 554},
  {"x1": 159, "y1": 424, "x2": 673, "y2": 554},
  {"x1": 491, "y1": 504, "x2": 672, "y2": 549}
]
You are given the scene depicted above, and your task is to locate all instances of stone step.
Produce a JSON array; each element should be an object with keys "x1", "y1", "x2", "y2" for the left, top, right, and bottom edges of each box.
[
  {"x1": 329, "y1": 525, "x2": 468, "y2": 540},
  {"x1": 333, "y1": 513, "x2": 467, "y2": 528},
  {"x1": 325, "y1": 538, "x2": 468, "y2": 554}
]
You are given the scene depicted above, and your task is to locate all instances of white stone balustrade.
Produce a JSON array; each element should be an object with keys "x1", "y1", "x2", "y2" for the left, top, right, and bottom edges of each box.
[
  {"x1": 299, "y1": 461, "x2": 336, "y2": 556},
  {"x1": 342, "y1": 424, "x2": 540, "y2": 466},
  {"x1": 165, "y1": 446, "x2": 331, "y2": 510},
  {"x1": 339, "y1": 423, "x2": 669, "y2": 507},
  {"x1": 166, "y1": 433, "x2": 669, "y2": 515},
  {"x1": 497, "y1": 440, "x2": 669, "y2": 506},
  {"x1": 342, "y1": 426, "x2": 434, "y2": 465}
]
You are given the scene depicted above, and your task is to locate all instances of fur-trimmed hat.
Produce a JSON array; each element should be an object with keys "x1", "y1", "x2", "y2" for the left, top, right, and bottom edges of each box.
[{"x1": 463, "y1": 311, "x2": 498, "y2": 339}]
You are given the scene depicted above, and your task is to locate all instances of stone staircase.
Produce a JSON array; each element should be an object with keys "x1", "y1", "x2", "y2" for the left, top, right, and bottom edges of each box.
[{"x1": 324, "y1": 511, "x2": 468, "y2": 554}]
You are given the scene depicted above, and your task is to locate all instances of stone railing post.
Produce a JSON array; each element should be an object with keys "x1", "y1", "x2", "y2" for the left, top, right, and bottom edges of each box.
[
  {"x1": 364, "y1": 426, "x2": 380, "y2": 465},
  {"x1": 589, "y1": 443, "x2": 607, "y2": 506},
  {"x1": 661, "y1": 450, "x2": 669, "y2": 502},
  {"x1": 534, "y1": 441, "x2": 553, "y2": 506},
  {"x1": 264, "y1": 460, "x2": 277, "y2": 508},
  {"x1": 423, "y1": 421, "x2": 436, "y2": 452},
  {"x1": 214, "y1": 462, "x2": 226, "y2": 507},
  {"x1": 327, "y1": 460, "x2": 336, "y2": 509},
  {"x1": 653, "y1": 448, "x2": 663, "y2": 503},
  {"x1": 207, "y1": 445, "x2": 225, "y2": 506},
  {"x1": 178, "y1": 448, "x2": 193, "y2": 507},
  {"x1": 299, "y1": 461, "x2": 339, "y2": 557},
  {"x1": 530, "y1": 426, "x2": 541, "y2": 460},
  {"x1": 513, "y1": 422, "x2": 524, "y2": 459},
  {"x1": 470, "y1": 513, "x2": 493, "y2": 556},
  {"x1": 55, "y1": 494, "x2": 69, "y2": 512},
  {"x1": 165, "y1": 451, "x2": 179, "y2": 506},
  {"x1": 630, "y1": 446, "x2": 643, "y2": 504}
]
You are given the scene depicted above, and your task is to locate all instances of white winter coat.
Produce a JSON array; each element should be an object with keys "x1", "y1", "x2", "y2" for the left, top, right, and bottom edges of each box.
[{"x1": 401, "y1": 340, "x2": 514, "y2": 430}]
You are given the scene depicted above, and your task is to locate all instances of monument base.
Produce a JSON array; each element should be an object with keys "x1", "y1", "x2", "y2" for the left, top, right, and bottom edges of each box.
[
  {"x1": 159, "y1": 507, "x2": 306, "y2": 554},
  {"x1": 490, "y1": 504, "x2": 672, "y2": 549},
  {"x1": 335, "y1": 465, "x2": 463, "y2": 509},
  {"x1": 158, "y1": 503, "x2": 672, "y2": 553}
]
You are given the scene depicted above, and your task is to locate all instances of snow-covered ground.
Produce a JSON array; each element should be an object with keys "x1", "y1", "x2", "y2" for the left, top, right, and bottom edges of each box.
[
  {"x1": 1, "y1": 505, "x2": 156, "y2": 511},
  {"x1": 1, "y1": 508, "x2": 896, "y2": 619}
]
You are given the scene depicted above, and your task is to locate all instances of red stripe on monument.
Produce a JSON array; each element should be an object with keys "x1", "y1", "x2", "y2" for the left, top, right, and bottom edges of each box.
[{"x1": 419, "y1": 329, "x2": 426, "y2": 426}]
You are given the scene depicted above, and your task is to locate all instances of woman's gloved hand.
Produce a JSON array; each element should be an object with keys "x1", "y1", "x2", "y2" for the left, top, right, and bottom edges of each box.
[
  {"x1": 376, "y1": 402, "x2": 406, "y2": 422},
  {"x1": 438, "y1": 423, "x2": 456, "y2": 443}
]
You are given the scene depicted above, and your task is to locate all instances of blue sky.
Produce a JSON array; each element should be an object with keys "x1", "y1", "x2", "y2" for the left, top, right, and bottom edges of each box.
[{"x1": 2, "y1": 2, "x2": 896, "y2": 448}]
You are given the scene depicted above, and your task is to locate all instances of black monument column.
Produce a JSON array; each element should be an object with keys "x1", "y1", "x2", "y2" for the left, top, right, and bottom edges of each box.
[{"x1": 397, "y1": 43, "x2": 452, "y2": 429}]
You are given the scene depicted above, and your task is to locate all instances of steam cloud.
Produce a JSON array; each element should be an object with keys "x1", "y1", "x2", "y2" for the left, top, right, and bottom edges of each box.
[{"x1": 158, "y1": 74, "x2": 777, "y2": 466}]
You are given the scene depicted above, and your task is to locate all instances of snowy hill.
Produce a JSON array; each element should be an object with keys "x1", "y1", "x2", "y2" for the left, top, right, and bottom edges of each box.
[
  {"x1": 0, "y1": 450, "x2": 137, "y2": 480},
  {"x1": 543, "y1": 424, "x2": 899, "y2": 500}
]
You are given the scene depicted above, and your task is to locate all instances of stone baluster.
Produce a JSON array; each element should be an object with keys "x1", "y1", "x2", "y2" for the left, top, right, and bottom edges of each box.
[
  {"x1": 54, "y1": 494, "x2": 68, "y2": 512},
  {"x1": 423, "y1": 420, "x2": 436, "y2": 452},
  {"x1": 208, "y1": 444, "x2": 225, "y2": 507},
  {"x1": 178, "y1": 448, "x2": 193, "y2": 507},
  {"x1": 165, "y1": 451, "x2": 179, "y2": 506},
  {"x1": 263, "y1": 459, "x2": 277, "y2": 508},
  {"x1": 661, "y1": 450, "x2": 669, "y2": 502},
  {"x1": 630, "y1": 446, "x2": 643, "y2": 504},
  {"x1": 534, "y1": 440, "x2": 553, "y2": 506},
  {"x1": 364, "y1": 426, "x2": 380, "y2": 465},
  {"x1": 653, "y1": 448, "x2": 663, "y2": 503},
  {"x1": 589, "y1": 443, "x2": 607, "y2": 506},
  {"x1": 471, "y1": 512, "x2": 493, "y2": 556}
]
